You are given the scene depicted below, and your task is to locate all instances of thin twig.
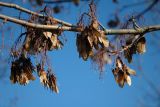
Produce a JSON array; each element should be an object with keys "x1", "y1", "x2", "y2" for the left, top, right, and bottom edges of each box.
[{"x1": 0, "y1": 1, "x2": 74, "y2": 27}]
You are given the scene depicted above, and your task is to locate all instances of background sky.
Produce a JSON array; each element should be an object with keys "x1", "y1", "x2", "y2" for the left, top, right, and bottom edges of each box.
[{"x1": 0, "y1": 0, "x2": 160, "y2": 107}]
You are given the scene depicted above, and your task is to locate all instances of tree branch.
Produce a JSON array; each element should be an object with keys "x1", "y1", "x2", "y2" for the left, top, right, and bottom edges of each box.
[
  {"x1": 0, "y1": 1, "x2": 74, "y2": 27},
  {"x1": 0, "y1": 14, "x2": 160, "y2": 35},
  {"x1": 44, "y1": 0, "x2": 89, "y2": 4},
  {"x1": 0, "y1": 14, "x2": 81, "y2": 31}
]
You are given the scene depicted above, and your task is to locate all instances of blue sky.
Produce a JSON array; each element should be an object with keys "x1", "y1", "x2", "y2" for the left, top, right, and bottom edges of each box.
[{"x1": 0, "y1": 0, "x2": 160, "y2": 107}]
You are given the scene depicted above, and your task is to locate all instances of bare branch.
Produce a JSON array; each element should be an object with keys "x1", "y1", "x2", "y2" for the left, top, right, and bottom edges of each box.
[
  {"x1": 44, "y1": 0, "x2": 89, "y2": 4},
  {"x1": 0, "y1": 1, "x2": 73, "y2": 27},
  {"x1": 0, "y1": 14, "x2": 81, "y2": 31},
  {"x1": 0, "y1": 14, "x2": 160, "y2": 35}
]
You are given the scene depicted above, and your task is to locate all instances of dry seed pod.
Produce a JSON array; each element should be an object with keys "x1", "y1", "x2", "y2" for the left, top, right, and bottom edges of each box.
[
  {"x1": 124, "y1": 48, "x2": 134, "y2": 63},
  {"x1": 47, "y1": 72, "x2": 59, "y2": 93},
  {"x1": 39, "y1": 69, "x2": 48, "y2": 87},
  {"x1": 116, "y1": 70, "x2": 125, "y2": 88},
  {"x1": 10, "y1": 55, "x2": 35, "y2": 85},
  {"x1": 98, "y1": 35, "x2": 109, "y2": 48},
  {"x1": 19, "y1": 72, "x2": 30, "y2": 85},
  {"x1": 125, "y1": 75, "x2": 131, "y2": 86},
  {"x1": 36, "y1": 64, "x2": 49, "y2": 88},
  {"x1": 116, "y1": 56, "x2": 123, "y2": 69},
  {"x1": 112, "y1": 57, "x2": 136, "y2": 87},
  {"x1": 136, "y1": 37, "x2": 146, "y2": 54},
  {"x1": 91, "y1": 20, "x2": 99, "y2": 30},
  {"x1": 23, "y1": 29, "x2": 63, "y2": 54},
  {"x1": 126, "y1": 66, "x2": 136, "y2": 76},
  {"x1": 76, "y1": 34, "x2": 93, "y2": 60},
  {"x1": 112, "y1": 68, "x2": 125, "y2": 88},
  {"x1": 50, "y1": 34, "x2": 63, "y2": 50},
  {"x1": 123, "y1": 39, "x2": 136, "y2": 63},
  {"x1": 123, "y1": 64, "x2": 136, "y2": 86}
]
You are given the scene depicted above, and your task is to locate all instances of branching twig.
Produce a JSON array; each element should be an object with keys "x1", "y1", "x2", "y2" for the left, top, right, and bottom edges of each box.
[
  {"x1": 0, "y1": 14, "x2": 81, "y2": 31},
  {"x1": 128, "y1": 0, "x2": 159, "y2": 20},
  {"x1": 0, "y1": 1, "x2": 73, "y2": 27},
  {"x1": 0, "y1": 14, "x2": 160, "y2": 35}
]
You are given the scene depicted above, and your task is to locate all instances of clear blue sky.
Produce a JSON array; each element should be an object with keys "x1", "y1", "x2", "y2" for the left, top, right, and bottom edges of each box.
[{"x1": 0, "y1": 0, "x2": 160, "y2": 107}]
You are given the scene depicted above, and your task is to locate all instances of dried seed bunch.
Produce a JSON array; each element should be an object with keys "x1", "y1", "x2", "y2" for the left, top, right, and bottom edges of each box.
[
  {"x1": 76, "y1": 2, "x2": 109, "y2": 60},
  {"x1": 23, "y1": 16, "x2": 63, "y2": 55},
  {"x1": 112, "y1": 56, "x2": 136, "y2": 87},
  {"x1": 23, "y1": 28, "x2": 63, "y2": 54},
  {"x1": 124, "y1": 36, "x2": 146, "y2": 63},
  {"x1": 47, "y1": 71, "x2": 59, "y2": 93},
  {"x1": 136, "y1": 37, "x2": 146, "y2": 54},
  {"x1": 37, "y1": 64, "x2": 59, "y2": 93},
  {"x1": 10, "y1": 55, "x2": 35, "y2": 85},
  {"x1": 76, "y1": 22, "x2": 109, "y2": 60}
]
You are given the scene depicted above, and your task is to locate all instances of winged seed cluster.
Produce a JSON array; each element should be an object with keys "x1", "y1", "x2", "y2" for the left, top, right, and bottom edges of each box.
[
  {"x1": 9, "y1": 2, "x2": 148, "y2": 92},
  {"x1": 23, "y1": 16, "x2": 63, "y2": 55},
  {"x1": 10, "y1": 16, "x2": 61, "y2": 93},
  {"x1": 76, "y1": 20, "x2": 109, "y2": 60},
  {"x1": 10, "y1": 55, "x2": 35, "y2": 85},
  {"x1": 112, "y1": 57, "x2": 136, "y2": 87},
  {"x1": 37, "y1": 64, "x2": 59, "y2": 93},
  {"x1": 124, "y1": 37, "x2": 146, "y2": 63}
]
